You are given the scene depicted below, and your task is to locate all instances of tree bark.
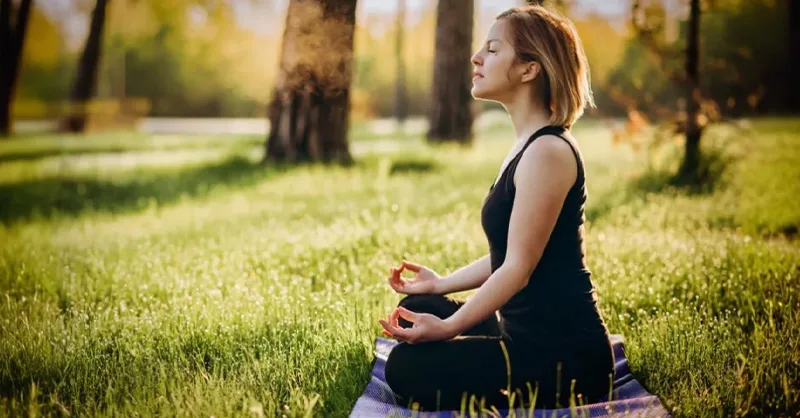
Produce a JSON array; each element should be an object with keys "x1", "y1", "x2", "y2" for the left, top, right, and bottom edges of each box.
[
  {"x1": 0, "y1": 0, "x2": 33, "y2": 138},
  {"x1": 679, "y1": 0, "x2": 702, "y2": 181},
  {"x1": 63, "y1": 0, "x2": 110, "y2": 133},
  {"x1": 789, "y1": 0, "x2": 800, "y2": 112},
  {"x1": 263, "y1": 0, "x2": 357, "y2": 165},
  {"x1": 427, "y1": 0, "x2": 474, "y2": 144}
]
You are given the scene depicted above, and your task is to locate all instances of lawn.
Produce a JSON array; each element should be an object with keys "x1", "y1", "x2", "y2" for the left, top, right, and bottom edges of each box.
[{"x1": 0, "y1": 117, "x2": 798, "y2": 417}]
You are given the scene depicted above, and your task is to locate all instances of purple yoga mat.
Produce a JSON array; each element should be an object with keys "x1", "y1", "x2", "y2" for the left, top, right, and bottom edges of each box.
[{"x1": 350, "y1": 334, "x2": 671, "y2": 417}]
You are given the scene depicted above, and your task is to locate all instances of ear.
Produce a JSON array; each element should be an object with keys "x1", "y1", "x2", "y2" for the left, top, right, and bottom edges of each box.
[{"x1": 520, "y1": 61, "x2": 541, "y2": 84}]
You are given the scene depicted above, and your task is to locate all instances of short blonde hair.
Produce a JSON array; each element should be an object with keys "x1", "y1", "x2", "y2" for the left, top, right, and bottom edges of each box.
[{"x1": 496, "y1": 5, "x2": 594, "y2": 128}]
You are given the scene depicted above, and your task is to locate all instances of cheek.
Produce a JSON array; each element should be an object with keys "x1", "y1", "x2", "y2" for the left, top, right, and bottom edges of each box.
[{"x1": 485, "y1": 57, "x2": 510, "y2": 83}]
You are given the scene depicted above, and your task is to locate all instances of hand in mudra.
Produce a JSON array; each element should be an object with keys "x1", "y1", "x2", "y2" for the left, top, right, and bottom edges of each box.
[{"x1": 387, "y1": 260, "x2": 441, "y2": 295}]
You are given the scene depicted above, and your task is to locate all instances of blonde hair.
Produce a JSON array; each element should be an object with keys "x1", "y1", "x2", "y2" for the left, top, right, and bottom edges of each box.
[{"x1": 496, "y1": 5, "x2": 594, "y2": 128}]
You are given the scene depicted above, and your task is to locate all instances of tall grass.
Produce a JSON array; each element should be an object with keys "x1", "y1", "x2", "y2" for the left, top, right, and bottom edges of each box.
[{"x1": 0, "y1": 118, "x2": 798, "y2": 417}]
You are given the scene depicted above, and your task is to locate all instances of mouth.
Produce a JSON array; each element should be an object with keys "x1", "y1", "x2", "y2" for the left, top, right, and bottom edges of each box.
[{"x1": 472, "y1": 73, "x2": 483, "y2": 80}]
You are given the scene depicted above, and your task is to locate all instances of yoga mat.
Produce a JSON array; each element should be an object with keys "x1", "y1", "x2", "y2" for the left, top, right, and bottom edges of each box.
[{"x1": 350, "y1": 334, "x2": 671, "y2": 417}]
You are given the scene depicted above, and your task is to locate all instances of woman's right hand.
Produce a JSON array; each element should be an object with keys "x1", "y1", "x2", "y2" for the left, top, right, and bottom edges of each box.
[{"x1": 388, "y1": 260, "x2": 442, "y2": 295}]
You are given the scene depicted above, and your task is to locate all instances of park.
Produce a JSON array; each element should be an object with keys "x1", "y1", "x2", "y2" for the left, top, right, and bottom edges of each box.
[{"x1": 0, "y1": 0, "x2": 798, "y2": 417}]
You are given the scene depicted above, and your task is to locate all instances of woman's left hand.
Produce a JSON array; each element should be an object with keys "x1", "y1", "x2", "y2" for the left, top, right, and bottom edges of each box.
[{"x1": 378, "y1": 306, "x2": 460, "y2": 344}]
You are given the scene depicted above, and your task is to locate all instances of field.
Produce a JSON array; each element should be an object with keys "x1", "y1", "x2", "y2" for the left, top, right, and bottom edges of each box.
[{"x1": 0, "y1": 117, "x2": 798, "y2": 417}]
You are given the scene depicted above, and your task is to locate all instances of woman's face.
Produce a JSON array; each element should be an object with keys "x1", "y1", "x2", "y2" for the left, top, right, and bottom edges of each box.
[{"x1": 471, "y1": 19, "x2": 523, "y2": 103}]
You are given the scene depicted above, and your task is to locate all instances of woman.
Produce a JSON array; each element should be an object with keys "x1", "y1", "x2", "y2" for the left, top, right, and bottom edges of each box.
[{"x1": 377, "y1": 4, "x2": 615, "y2": 412}]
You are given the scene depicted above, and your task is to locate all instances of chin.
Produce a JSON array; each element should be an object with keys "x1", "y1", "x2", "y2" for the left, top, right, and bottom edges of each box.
[
  {"x1": 471, "y1": 86, "x2": 490, "y2": 101},
  {"x1": 471, "y1": 80, "x2": 501, "y2": 102}
]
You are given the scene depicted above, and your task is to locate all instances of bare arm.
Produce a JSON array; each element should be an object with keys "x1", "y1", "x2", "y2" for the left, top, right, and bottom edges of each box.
[
  {"x1": 444, "y1": 136, "x2": 576, "y2": 335},
  {"x1": 433, "y1": 254, "x2": 492, "y2": 295}
]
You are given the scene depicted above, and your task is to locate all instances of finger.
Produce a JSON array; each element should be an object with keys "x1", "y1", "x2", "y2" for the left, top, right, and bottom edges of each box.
[
  {"x1": 390, "y1": 270, "x2": 406, "y2": 289},
  {"x1": 396, "y1": 306, "x2": 418, "y2": 323},
  {"x1": 392, "y1": 268, "x2": 404, "y2": 286},
  {"x1": 390, "y1": 308, "x2": 401, "y2": 328},
  {"x1": 402, "y1": 260, "x2": 421, "y2": 272},
  {"x1": 390, "y1": 268, "x2": 404, "y2": 286},
  {"x1": 379, "y1": 318, "x2": 410, "y2": 342},
  {"x1": 390, "y1": 325, "x2": 416, "y2": 342},
  {"x1": 378, "y1": 319, "x2": 394, "y2": 335}
]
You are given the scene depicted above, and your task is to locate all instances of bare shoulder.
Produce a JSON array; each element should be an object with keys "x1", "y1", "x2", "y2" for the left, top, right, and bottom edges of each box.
[{"x1": 513, "y1": 134, "x2": 578, "y2": 187}]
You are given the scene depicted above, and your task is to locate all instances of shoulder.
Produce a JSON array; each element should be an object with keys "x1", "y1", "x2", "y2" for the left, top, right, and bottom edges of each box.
[
  {"x1": 513, "y1": 134, "x2": 578, "y2": 187},
  {"x1": 523, "y1": 134, "x2": 577, "y2": 163}
]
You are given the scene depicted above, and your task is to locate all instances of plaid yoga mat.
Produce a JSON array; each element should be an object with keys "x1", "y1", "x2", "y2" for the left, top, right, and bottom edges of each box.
[{"x1": 350, "y1": 334, "x2": 670, "y2": 417}]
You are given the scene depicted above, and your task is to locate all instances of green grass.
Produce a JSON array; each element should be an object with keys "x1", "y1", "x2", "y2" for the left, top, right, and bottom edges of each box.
[{"x1": 0, "y1": 118, "x2": 798, "y2": 417}]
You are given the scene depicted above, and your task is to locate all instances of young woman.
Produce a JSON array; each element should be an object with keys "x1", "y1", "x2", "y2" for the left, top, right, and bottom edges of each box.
[{"x1": 377, "y1": 5, "x2": 615, "y2": 412}]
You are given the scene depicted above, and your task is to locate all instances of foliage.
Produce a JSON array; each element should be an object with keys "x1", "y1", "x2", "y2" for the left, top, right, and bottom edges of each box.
[
  {"x1": 606, "y1": 0, "x2": 790, "y2": 120},
  {"x1": 15, "y1": 1, "x2": 628, "y2": 119},
  {"x1": 12, "y1": 1, "x2": 797, "y2": 120}
]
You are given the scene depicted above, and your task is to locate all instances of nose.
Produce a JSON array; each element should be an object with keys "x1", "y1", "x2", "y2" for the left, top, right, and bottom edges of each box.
[{"x1": 471, "y1": 50, "x2": 482, "y2": 67}]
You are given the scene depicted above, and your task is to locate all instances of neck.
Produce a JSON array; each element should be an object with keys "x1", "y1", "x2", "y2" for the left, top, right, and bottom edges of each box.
[{"x1": 501, "y1": 89, "x2": 553, "y2": 145}]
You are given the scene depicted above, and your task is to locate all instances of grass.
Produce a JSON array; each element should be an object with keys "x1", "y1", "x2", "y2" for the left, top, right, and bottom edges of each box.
[{"x1": 0, "y1": 117, "x2": 798, "y2": 417}]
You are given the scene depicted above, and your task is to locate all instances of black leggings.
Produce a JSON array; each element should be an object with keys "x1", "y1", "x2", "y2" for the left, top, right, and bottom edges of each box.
[{"x1": 384, "y1": 294, "x2": 615, "y2": 412}]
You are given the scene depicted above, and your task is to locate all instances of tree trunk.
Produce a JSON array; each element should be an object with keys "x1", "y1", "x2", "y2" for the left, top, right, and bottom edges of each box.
[
  {"x1": 0, "y1": 0, "x2": 33, "y2": 138},
  {"x1": 679, "y1": 0, "x2": 702, "y2": 181},
  {"x1": 63, "y1": 0, "x2": 110, "y2": 133},
  {"x1": 394, "y1": 0, "x2": 408, "y2": 132},
  {"x1": 427, "y1": 0, "x2": 474, "y2": 144},
  {"x1": 263, "y1": 0, "x2": 357, "y2": 165},
  {"x1": 789, "y1": 0, "x2": 800, "y2": 112}
]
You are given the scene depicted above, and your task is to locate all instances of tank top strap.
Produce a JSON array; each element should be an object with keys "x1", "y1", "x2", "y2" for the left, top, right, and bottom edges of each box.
[
  {"x1": 520, "y1": 125, "x2": 583, "y2": 181},
  {"x1": 489, "y1": 125, "x2": 583, "y2": 193},
  {"x1": 521, "y1": 125, "x2": 568, "y2": 151}
]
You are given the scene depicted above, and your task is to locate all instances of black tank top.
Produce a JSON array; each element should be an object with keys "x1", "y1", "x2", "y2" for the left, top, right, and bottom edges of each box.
[{"x1": 480, "y1": 125, "x2": 609, "y2": 343}]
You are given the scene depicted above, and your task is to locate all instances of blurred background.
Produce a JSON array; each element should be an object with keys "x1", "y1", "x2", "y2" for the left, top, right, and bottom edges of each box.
[{"x1": 4, "y1": 0, "x2": 796, "y2": 137}]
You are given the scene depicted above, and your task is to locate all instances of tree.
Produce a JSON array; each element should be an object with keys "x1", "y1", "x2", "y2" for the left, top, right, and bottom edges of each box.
[
  {"x1": 63, "y1": 0, "x2": 110, "y2": 133},
  {"x1": 427, "y1": 0, "x2": 474, "y2": 144},
  {"x1": 264, "y1": 0, "x2": 358, "y2": 165},
  {"x1": 0, "y1": 0, "x2": 33, "y2": 137},
  {"x1": 630, "y1": 0, "x2": 705, "y2": 182},
  {"x1": 789, "y1": 0, "x2": 799, "y2": 112},
  {"x1": 680, "y1": 0, "x2": 701, "y2": 179}
]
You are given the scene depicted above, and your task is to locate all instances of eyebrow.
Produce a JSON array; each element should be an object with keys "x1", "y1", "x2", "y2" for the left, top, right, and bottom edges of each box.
[{"x1": 487, "y1": 39, "x2": 502, "y2": 45}]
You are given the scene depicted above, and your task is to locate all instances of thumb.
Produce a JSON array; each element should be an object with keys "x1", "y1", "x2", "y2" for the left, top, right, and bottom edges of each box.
[
  {"x1": 396, "y1": 306, "x2": 419, "y2": 323},
  {"x1": 402, "y1": 260, "x2": 421, "y2": 272}
]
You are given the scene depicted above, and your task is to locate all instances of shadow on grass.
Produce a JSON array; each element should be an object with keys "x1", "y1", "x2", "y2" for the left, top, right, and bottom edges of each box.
[
  {"x1": 389, "y1": 159, "x2": 438, "y2": 175},
  {"x1": 0, "y1": 147, "x2": 142, "y2": 164},
  {"x1": 353, "y1": 154, "x2": 441, "y2": 176},
  {"x1": 0, "y1": 139, "x2": 263, "y2": 164},
  {"x1": 0, "y1": 156, "x2": 288, "y2": 226},
  {"x1": 587, "y1": 147, "x2": 732, "y2": 223}
]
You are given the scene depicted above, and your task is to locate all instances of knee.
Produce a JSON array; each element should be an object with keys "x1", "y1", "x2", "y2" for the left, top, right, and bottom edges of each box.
[
  {"x1": 384, "y1": 343, "x2": 417, "y2": 397},
  {"x1": 397, "y1": 293, "x2": 443, "y2": 310},
  {"x1": 396, "y1": 294, "x2": 446, "y2": 328}
]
